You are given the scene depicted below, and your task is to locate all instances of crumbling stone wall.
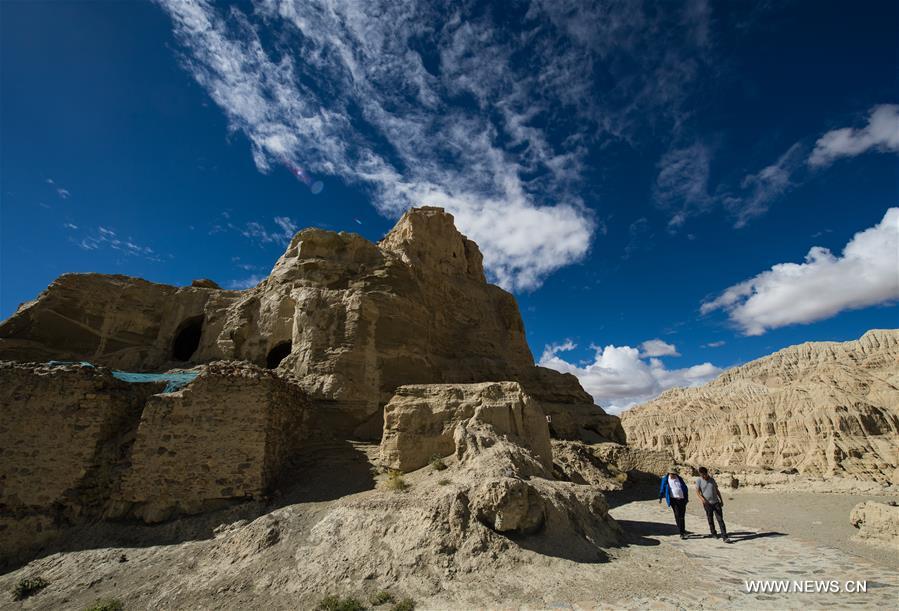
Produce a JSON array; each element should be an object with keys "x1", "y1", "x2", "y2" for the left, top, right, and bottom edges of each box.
[
  {"x1": 112, "y1": 363, "x2": 309, "y2": 523},
  {"x1": 0, "y1": 362, "x2": 161, "y2": 561}
]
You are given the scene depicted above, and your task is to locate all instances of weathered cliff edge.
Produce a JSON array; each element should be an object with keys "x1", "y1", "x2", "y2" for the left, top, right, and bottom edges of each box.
[{"x1": 621, "y1": 330, "x2": 899, "y2": 486}]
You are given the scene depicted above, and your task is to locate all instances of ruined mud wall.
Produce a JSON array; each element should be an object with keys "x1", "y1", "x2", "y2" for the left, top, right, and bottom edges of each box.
[
  {"x1": 112, "y1": 363, "x2": 309, "y2": 523},
  {"x1": 0, "y1": 363, "x2": 162, "y2": 560},
  {"x1": 0, "y1": 362, "x2": 310, "y2": 564}
]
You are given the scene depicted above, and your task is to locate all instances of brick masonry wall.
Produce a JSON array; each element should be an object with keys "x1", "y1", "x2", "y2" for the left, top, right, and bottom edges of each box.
[{"x1": 113, "y1": 363, "x2": 309, "y2": 523}]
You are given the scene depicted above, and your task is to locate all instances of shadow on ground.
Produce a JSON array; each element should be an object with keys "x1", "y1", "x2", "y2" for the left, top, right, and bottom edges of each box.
[{"x1": 725, "y1": 530, "x2": 786, "y2": 543}]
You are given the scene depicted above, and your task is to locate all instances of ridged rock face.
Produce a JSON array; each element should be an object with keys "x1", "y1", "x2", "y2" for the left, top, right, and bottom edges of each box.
[
  {"x1": 0, "y1": 207, "x2": 618, "y2": 439},
  {"x1": 380, "y1": 382, "x2": 553, "y2": 473},
  {"x1": 620, "y1": 330, "x2": 899, "y2": 483}
]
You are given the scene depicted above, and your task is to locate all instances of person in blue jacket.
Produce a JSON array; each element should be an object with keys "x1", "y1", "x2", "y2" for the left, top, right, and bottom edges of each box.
[{"x1": 658, "y1": 466, "x2": 689, "y2": 539}]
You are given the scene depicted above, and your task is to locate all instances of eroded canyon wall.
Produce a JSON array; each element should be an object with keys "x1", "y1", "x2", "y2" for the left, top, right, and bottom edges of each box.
[{"x1": 621, "y1": 330, "x2": 899, "y2": 483}]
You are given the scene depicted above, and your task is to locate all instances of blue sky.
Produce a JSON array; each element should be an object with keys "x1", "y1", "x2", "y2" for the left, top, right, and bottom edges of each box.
[{"x1": 2, "y1": 0, "x2": 897, "y2": 412}]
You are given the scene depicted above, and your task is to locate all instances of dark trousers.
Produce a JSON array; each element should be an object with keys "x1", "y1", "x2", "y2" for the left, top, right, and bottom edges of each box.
[
  {"x1": 704, "y1": 502, "x2": 727, "y2": 536},
  {"x1": 670, "y1": 498, "x2": 687, "y2": 535}
]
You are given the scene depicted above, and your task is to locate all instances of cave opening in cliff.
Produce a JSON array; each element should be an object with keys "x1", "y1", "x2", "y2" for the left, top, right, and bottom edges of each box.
[
  {"x1": 171, "y1": 316, "x2": 204, "y2": 362},
  {"x1": 267, "y1": 341, "x2": 292, "y2": 369}
]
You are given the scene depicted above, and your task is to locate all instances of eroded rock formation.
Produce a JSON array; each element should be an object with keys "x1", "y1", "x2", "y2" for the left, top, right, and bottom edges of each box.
[
  {"x1": 850, "y1": 501, "x2": 899, "y2": 550},
  {"x1": 621, "y1": 330, "x2": 899, "y2": 483},
  {"x1": 380, "y1": 382, "x2": 553, "y2": 473},
  {"x1": 0, "y1": 207, "x2": 617, "y2": 442}
]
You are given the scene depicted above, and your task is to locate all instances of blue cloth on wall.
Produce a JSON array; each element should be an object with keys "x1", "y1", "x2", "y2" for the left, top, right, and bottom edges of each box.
[{"x1": 46, "y1": 360, "x2": 198, "y2": 393}]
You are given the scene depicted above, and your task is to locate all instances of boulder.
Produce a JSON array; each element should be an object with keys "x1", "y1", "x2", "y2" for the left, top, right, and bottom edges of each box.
[
  {"x1": 380, "y1": 382, "x2": 552, "y2": 473},
  {"x1": 191, "y1": 278, "x2": 222, "y2": 289},
  {"x1": 849, "y1": 501, "x2": 899, "y2": 550}
]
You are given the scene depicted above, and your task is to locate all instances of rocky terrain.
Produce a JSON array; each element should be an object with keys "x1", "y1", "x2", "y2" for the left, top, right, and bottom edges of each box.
[{"x1": 621, "y1": 330, "x2": 899, "y2": 486}]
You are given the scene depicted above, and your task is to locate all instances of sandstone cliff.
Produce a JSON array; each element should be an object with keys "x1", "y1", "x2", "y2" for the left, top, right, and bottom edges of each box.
[{"x1": 621, "y1": 330, "x2": 899, "y2": 483}]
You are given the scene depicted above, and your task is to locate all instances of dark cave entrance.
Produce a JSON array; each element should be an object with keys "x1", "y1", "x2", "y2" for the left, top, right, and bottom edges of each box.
[
  {"x1": 266, "y1": 341, "x2": 292, "y2": 369},
  {"x1": 171, "y1": 316, "x2": 204, "y2": 362}
]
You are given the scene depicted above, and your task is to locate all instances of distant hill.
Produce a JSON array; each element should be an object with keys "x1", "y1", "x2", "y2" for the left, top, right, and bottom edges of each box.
[{"x1": 621, "y1": 330, "x2": 899, "y2": 483}]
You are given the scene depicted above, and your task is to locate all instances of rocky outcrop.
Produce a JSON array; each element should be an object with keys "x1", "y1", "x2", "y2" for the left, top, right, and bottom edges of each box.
[
  {"x1": 0, "y1": 207, "x2": 616, "y2": 440},
  {"x1": 621, "y1": 330, "x2": 899, "y2": 483},
  {"x1": 379, "y1": 382, "x2": 553, "y2": 473},
  {"x1": 850, "y1": 501, "x2": 899, "y2": 550}
]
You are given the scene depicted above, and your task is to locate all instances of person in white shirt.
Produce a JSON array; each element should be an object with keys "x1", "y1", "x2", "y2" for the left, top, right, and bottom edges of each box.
[{"x1": 658, "y1": 466, "x2": 690, "y2": 538}]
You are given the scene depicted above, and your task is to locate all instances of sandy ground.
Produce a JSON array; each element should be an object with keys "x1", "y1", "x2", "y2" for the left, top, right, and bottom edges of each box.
[
  {"x1": 715, "y1": 490, "x2": 899, "y2": 569},
  {"x1": 3, "y1": 454, "x2": 897, "y2": 610}
]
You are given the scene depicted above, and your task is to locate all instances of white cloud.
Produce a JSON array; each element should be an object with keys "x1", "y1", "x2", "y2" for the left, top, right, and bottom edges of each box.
[
  {"x1": 156, "y1": 0, "x2": 711, "y2": 290},
  {"x1": 702, "y1": 207, "x2": 899, "y2": 335},
  {"x1": 639, "y1": 338, "x2": 680, "y2": 357},
  {"x1": 702, "y1": 340, "x2": 726, "y2": 348},
  {"x1": 539, "y1": 341, "x2": 721, "y2": 414},
  {"x1": 809, "y1": 104, "x2": 899, "y2": 167},
  {"x1": 63, "y1": 223, "x2": 78, "y2": 230}
]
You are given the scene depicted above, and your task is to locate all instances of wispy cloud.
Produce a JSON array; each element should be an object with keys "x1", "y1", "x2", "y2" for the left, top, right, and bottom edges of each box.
[
  {"x1": 702, "y1": 208, "x2": 899, "y2": 335},
  {"x1": 702, "y1": 340, "x2": 726, "y2": 348},
  {"x1": 654, "y1": 142, "x2": 713, "y2": 228},
  {"x1": 724, "y1": 143, "x2": 805, "y2": 228},
  {"x1": 240, "y1": 216, "x2": 298, "y2": 247},
  {"x1": 809, "y1": 104, "x2": 899, "y2": 167},
  {"x1": 656, "y1": 104, "x2": 899, "y2": 229},
  {"x1": 226, "y1": 274, "x2": 266, "y2": 290},
  {"x1": 156, "y1": 0, "x2": 712, "y2": 290},
  {"x1": 539, "y1": 340, "x2": 721, "y2": 414},
  {"x1": 46, "y1": 177, "x2": 71, "y2": 200},
  {"x1": 75, "y1": 226, "x2": 162, "y2": 261}
]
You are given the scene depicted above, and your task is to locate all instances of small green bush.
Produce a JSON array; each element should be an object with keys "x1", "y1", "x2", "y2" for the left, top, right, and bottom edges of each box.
[
  {"x1": 429, "y1": 454, "x2": 447, "y2": 471},
  {"x1": 369, "y1": 589, "x2": 393, "y2": 605},
  {"x1": 391, "y1": 597, "x2": 416, "y2": 611},
  {"x1": 437, "y1": 478, "x2": 451, "y2": 486},
  {"x1": 12, "y1": 577, "x2": 49, "y2": 600},
  {"x1": 385, "y1": 470, "x2": 408, "y2": 492},
  {"x1": 315, "y1": 594, "x2": 366, "y2": 611},
  {"x1": 84, "y1": 598, "x2": 125, "y2": 611}
]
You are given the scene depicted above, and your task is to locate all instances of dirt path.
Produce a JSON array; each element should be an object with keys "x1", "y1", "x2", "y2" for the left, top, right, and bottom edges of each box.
[{"x1": 605, "y1": 494, "x2": 899, "y2": 610}]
